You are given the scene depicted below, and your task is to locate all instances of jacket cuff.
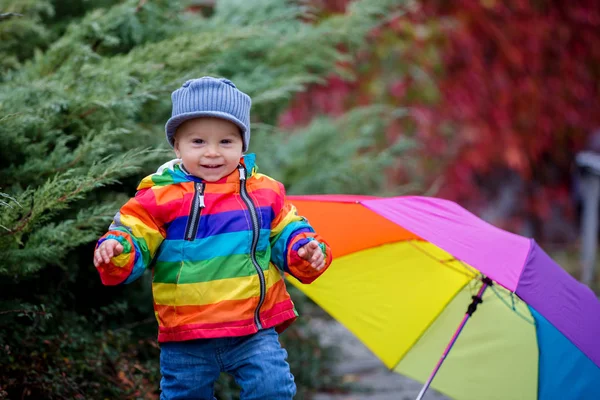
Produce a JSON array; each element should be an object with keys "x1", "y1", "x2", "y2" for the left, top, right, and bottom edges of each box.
[
  {"x1": 95, "y1": 232, "x2": 135, "y2": 286},
  {"x1": 287, "y1": 233, "x2": 332, "y2": 284}
]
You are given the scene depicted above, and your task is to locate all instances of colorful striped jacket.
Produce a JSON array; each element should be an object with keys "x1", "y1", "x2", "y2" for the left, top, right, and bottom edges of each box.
[{"x1": 95, "y1": 154, "x2": 332, "y2": 342}]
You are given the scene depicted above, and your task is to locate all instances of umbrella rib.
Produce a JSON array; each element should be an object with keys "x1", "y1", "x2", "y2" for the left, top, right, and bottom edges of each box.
[
  {"x1": 489, "y1": 284, "x2": 535, "y2": 325},
  {"x1": 407, "y1": 240, "x2": 478, "y2": 279},
  {"x1": 456, "y1": 259, "x2": 480, "y2": 277}
]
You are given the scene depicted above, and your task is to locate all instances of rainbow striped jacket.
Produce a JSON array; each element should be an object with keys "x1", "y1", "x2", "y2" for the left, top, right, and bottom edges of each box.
[{"x1": 95, "y1": 154, "x2": 332, "y2": 342}]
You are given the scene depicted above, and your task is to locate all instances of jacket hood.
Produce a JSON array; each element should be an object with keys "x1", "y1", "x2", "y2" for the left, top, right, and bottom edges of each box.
[{"x1": 137, "y1": 153, "x2": 257, "y2": 190}]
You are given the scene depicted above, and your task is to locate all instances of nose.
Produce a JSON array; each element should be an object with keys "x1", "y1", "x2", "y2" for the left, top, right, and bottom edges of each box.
[{"x1": 205, "y1": 144, "x2": 220, "y2": 157}]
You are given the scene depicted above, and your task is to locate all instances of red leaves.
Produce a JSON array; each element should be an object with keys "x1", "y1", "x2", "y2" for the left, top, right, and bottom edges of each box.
[
  {"x1": 283, "y1": 0, "x2": 600, "y2": 239},
  {"x1": 278, "y1": 75, "x2": 357, "y2": 129},
  {"x1": 431, "y1": 1, "x2": 600, "y2": 219}
]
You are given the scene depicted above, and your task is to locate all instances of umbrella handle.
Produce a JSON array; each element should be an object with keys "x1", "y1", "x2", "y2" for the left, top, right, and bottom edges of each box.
[{"x1": 415, "y1": 277, "x2": 492, "y2": 400}]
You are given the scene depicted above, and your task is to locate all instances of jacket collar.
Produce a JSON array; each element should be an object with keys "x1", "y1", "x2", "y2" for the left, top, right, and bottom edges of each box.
[{"x1": 137, "y1": 153, "x2": 257, "y2": 190}]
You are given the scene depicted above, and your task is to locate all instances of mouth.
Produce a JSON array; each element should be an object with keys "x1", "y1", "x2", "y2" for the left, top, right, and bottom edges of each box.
[{"x1": 201, "y1": 164, "x2": 223, "y2": 169}]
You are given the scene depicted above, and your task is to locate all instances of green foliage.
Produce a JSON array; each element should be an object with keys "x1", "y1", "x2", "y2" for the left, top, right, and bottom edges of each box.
[
  {"x1": 0, "y1": 0, "x2": 410, "y2": 398},
  {"x1": 254, "y1": 105, "x2": 418, "y2": 195},
  {"x1": 0, "y1": 0, "x2": 55, "y2": 73}
]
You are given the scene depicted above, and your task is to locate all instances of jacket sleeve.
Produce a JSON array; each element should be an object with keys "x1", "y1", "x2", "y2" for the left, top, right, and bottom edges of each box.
[
  {"x1": 269, "y1": 183, "x2": 332, "y2": 284},
  {"x1": 95, "y1": 187, "x2": 166, "y2": 286}
]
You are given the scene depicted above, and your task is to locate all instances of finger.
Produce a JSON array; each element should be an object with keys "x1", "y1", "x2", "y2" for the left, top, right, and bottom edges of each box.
[
  {"x1": 313, "y1": 256, "x2": 323, "y2": 269},
  {"x1": 313, "y1": 260, "x2": 325, "y2": 271},
  {"x1": 297, "y1": 247, "x2": 306, "y2": 258},
  {"x1": 309, "y1": 240, "x2": 319, "y2": 250},
  {"x1": 317, "y1": 252, "x2": 324, "y2": 263},
  {"x1": 93, "y1": 252, "x2": 100, "y2": 267},
  {"x1": 311, "y1": 250, "x2": 323, "y2": 263},
  {"x1": 100, "y1": 248, "x2": 111, "y2": 264},
  {"x1": 95, "y1": 249, "x2": 105, "y2": 266},
  {"x1": 303, "y1": 249, "x2": 313, "y2": 260},
  {"x1": 310, "y1": 252, "x2": 320, "y2": 265},
  {"x1": 115, "y1": 244, "x2": 124, "y2": 255}
]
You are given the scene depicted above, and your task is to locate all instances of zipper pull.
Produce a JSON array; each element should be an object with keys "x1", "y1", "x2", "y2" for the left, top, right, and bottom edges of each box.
[
  {"x1": 198, "y1": 183, "x2": 206, "y2": 208},
  {"x1": 238, "y1": 165, "x2": 246, "y2": 181}
]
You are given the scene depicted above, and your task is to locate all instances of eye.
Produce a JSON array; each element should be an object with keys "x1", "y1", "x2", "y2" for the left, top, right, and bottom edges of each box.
[
  {"x1": 192, "y1": 138, "x2": 205, "y2": 144},
  {"x1": 221, "y1": 139, "x2": 233, "y2": 144}
]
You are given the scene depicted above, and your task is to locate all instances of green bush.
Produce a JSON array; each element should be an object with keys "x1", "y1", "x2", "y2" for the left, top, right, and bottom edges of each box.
[{"x1": 0, "y1": 0, "x2": 413, "y2": 398}]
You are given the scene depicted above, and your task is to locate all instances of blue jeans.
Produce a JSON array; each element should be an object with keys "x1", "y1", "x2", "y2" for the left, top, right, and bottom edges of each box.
[{"x1": 159, "y1": 328, "x2": 296, "y2": 400}]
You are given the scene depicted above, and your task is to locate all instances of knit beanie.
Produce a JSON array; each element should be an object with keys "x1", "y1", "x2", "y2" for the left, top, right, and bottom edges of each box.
[{"x1": 165, "y1": 77, "x2": 252, "y2": 151}]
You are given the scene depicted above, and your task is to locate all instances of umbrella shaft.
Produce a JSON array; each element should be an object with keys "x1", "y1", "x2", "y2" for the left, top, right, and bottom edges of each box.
[{"x1": 416, "y1": 280, "x2": 491, "y2": 400}]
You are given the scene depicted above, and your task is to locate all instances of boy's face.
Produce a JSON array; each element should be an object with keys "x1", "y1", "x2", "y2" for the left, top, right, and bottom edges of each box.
[{"x1": 174, "y1": 117, "x2": 244, "y2": 182}]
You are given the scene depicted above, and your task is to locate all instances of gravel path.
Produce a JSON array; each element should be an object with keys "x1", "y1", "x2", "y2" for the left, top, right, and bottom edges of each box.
[{"x1": 310, "y1": 318, "x2": 450, "y2": 400}]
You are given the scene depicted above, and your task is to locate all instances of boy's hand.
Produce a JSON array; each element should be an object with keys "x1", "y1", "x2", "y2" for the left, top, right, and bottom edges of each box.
[
  {"x1": 297, "y1": 240, "x2": 326, "y2": 271},
  {"x1": 94, "y1": 239, "x2": 124, "y2": 267}
]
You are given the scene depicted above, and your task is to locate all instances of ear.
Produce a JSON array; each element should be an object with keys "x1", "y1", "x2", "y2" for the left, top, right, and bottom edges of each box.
[{"x1": 173, "y1": 139, "x2": 181, "y2": 159}]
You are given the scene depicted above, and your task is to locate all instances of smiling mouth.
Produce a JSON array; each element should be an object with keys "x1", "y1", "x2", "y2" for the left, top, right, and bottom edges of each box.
[{"x1": 201, "y1": 164, "x2": 223, "y2": 169}]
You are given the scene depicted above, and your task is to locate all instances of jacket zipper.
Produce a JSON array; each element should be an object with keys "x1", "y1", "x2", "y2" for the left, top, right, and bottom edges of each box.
[
  {"x1": 238, "y1": 165, "x2": 266, "y2": 330},
  {"x1": 184, "y1": 182, "x2": 205, "y2": 241}
]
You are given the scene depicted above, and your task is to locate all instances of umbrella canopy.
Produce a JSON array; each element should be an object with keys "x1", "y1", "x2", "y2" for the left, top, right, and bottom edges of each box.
[{"x1": 286, "y1": 195, "x2": 600, "y2": 400}]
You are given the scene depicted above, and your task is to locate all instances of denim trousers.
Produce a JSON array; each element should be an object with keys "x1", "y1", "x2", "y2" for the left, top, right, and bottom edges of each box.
[{"x1": 159, "y1": 328, "x2": 296, "y2": 400}]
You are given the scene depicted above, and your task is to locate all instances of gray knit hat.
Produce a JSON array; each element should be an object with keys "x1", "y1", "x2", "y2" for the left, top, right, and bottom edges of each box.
[{"x1": 165, "y1": 77, "x2": 252, "y2": 151}]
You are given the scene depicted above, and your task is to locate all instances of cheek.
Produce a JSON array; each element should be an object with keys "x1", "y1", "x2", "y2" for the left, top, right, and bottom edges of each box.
[
  {"x1": 227, "y1": 150, "x2": 243, "y2": 162},
  {"x1": 229, "y1": 144, "x2": 244, "y2": 157},
  {"x1": 180, "y1": 148, "x2": 201, "y2": 158}
]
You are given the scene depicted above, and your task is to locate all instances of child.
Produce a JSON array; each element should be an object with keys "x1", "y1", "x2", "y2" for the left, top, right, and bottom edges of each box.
[{"x1": 93, "y1": 76, "x2": 333, "y2": 400}]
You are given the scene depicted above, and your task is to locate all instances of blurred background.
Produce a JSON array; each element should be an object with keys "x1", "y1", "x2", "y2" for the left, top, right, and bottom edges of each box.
[{"x1": 0, "y1": 0, "x2": 598, "y2": 398}]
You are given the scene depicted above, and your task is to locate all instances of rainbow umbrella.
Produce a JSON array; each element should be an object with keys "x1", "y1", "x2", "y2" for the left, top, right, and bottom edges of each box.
[{"x1": 286, "y1": 195, "x2": 600, "y2": 400}]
